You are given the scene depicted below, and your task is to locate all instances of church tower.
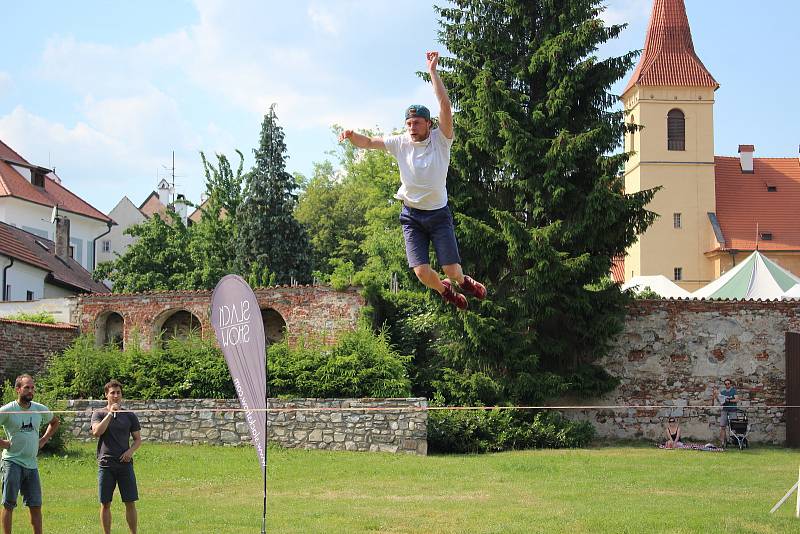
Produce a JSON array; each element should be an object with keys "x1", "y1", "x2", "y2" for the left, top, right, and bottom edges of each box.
[{"x1": 622, "y1": 0, "x2": 719, "y2": 291}]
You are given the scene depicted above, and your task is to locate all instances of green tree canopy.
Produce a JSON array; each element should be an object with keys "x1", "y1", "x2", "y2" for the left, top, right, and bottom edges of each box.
[
  {"x1": 425, "y1": 0, "x2": 657, "y2": 403},
  {"x1": 236, "y1": 106, "x2": 313, "y2": 285},
  {"x1": 94, "y1": 209, "x2": 192, "y2": 292}
]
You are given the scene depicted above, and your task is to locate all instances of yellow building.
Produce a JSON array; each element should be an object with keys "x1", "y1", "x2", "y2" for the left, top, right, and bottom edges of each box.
[{"x1": 621, "y1": 0, "x2": 800, "y2": 291}]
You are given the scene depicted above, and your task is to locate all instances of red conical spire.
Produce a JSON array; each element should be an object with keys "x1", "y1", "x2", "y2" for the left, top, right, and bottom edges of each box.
[{"x1": 623, "y1": 0, "x2": 718, "y2": 94}]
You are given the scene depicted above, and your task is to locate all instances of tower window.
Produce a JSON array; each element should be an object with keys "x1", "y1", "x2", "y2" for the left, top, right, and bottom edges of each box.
[
  {"x1": 674, "y1": 267, "x2": 683, "y2": 281},
  {"x1": 673, "y1": 213, "x2": 682, "y2": 229},
  {"x1": 667, "y1": 109, "x2": 685, "y2": 151},
  {"x1": 102, "y1": 240, "x2": 111, "y2": 253}
]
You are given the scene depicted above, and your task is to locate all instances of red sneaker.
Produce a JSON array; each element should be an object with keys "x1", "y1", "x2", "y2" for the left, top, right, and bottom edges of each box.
[
  {"x1": 441, "y1": 279, "x2": 468, "y2": 310},
  {"x1": 460, "y1": 275, "x2": 487, "y2": 300}
]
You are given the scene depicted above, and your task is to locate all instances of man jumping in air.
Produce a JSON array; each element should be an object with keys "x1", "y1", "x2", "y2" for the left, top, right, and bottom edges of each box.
[{"x1": 339, "y1": 51, "x2": 486, "y2": 310}]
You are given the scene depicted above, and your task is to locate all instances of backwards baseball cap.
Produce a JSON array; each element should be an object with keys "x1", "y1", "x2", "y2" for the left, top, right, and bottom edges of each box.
[{"x1": 405, "y1": 105, "x2": 431, "y2": 121}]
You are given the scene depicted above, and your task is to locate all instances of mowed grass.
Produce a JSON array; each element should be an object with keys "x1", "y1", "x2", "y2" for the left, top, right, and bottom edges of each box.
[{"x1": 14, "y1": 443, "x2": 799, "y2": 533}]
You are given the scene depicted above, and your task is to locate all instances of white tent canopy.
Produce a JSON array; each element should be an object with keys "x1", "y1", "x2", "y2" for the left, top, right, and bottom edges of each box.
[
  {"x1": 782, "y1": 283, "x2": 800, "y2": 300},
  {"x1": 692, "y1": 251, "x2": 800, "y2": 300},
  {"x1": 621, "y1": 275, "x2": 691, "y2": 298}
]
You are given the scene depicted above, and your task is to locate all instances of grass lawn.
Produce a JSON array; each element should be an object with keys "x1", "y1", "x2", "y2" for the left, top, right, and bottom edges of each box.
[{"x1": 12, "y1": 443, "x2": 799, "y2": 533}]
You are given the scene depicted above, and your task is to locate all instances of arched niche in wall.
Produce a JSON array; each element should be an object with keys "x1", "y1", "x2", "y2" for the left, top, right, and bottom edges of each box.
[
  {"x1": 261, "y1": 308, "x2": 287, "y2": 346},
  {"x1": 95, "y1": 311, "x2": 125, "y2": 349},
  {"x1": 155, "y1": 309, "x2": 201, "y2": 348}
]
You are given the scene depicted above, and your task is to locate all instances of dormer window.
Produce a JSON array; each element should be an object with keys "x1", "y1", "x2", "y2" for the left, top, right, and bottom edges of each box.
[
  {"x1": 766, "y1": 183, "x2": 777, "y2": 192},
  {"x1": 31, "y1": 170, "x2": 45, "y2": 188},
  {"x1": 760, "y1": 232, "x2": 773, "y2": 241}
]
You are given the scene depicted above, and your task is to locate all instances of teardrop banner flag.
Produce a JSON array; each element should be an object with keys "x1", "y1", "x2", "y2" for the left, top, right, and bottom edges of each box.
[{"x1": 211, "y1": 274, "x2": 267, "y2": 472}]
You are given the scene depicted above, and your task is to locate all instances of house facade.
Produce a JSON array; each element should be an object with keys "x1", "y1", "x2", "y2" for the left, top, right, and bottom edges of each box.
[
  {"x1": 621, "y1": 0, "x2": 800, "y2": 291},
  {"x1": 0, "y1": 139, "x2": 114, "y2": 274}
]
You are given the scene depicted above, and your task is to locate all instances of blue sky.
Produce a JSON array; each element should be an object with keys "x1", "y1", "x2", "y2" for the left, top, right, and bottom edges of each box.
[{"x1": 1, "y1": 1, "x2": 798, "y2": 214}]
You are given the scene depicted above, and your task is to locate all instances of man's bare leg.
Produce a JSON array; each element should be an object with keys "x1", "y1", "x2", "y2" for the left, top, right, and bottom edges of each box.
[
  {"x1": 2, "y1": 506, "x2": 12, "y2": 534},
  {"x1": 124, "y1": 502, "x2": 137, "y2": 534},
  {"x1": 29, "y1": 506, "x2": 42, "y2": 534},
  {"x1": 100, "y1": 503, "x2": 112, "y2": 534},
  {"x1": 413, "y1": 264, "x2": 447, "y2": 293},
  {"x1": 441, "y1": 264, "x2": 464, "y2": 285}
]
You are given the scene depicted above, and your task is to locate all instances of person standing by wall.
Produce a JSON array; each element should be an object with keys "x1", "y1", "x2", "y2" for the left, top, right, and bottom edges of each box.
[
  {"x1": 0, "y1": 374, "x2": 60, "y2": 534},
  {"x1": 91, "y1": 380, "x2": 142, "y2": 534},
  {"x1": 713, "y1": 378, "x2": 739, "y2": 448}
]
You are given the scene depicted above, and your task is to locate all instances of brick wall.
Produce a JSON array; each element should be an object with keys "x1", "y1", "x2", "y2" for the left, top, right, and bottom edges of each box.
[
  {"x1": 0, "y1": 318, "x2": 79, "y2": 381},
  {"x1": 66, "y1": 398, "x2": 428, "y2": 455},
  {"x1": 76, "y1": 285, "x2": 364, "y2": 349},
  {"x1": 566, "y1": 299, "x2": 800, "y2": 444}
]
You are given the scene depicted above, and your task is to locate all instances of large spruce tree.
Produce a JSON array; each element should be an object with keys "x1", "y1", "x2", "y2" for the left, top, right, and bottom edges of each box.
[
  {"x1": 236, "y1": 106, "x2": 312, "y2": 285},
  {"x1": 432, "y1": 0, "x2": 657, "y2": 402}
]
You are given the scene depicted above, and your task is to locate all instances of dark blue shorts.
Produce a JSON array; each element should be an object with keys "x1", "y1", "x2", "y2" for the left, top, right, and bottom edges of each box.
[
  {"x1": 98, "y1": 462, "x2": 138, "y2": 503},
  {"x1": 399, "y1": 204, "x2": 461, "y2": 268},
  {"x1": 1, "y1": 460, "x2": 42, "y2": 508}
]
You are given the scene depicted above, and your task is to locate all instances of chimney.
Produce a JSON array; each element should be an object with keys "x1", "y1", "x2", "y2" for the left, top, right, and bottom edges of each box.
[
  {"x1": 738, "y1": 145, "x2": 755, "y2": 173},
  {"x1": 54, "y1": 216, "x2": 71, "y2": 260},
  {"x1": 174, "y1": 194, "x2": 188, "y2": 225}
]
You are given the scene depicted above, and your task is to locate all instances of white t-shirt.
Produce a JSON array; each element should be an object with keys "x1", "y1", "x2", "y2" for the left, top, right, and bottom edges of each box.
[{"x1": 383, "y1": 128, "x2": 453, "y2": 210}]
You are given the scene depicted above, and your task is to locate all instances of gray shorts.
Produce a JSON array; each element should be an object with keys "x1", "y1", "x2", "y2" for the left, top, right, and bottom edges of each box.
[
  {"x1": 719, "y1": 410, "x2": 733, "y2": 427},
  {"x1": 99, "y1": 462, "x2": 138, "y2": 503},
  {"x1": 399, "y1": 205, "x2": 461, "y2": 268},
  {"x1": 1, "y1": 460, "x2": 42, "y2": 508}
]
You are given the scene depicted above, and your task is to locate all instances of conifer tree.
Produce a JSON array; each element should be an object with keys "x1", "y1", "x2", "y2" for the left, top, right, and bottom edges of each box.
[
  {"x1": 236, "y1": 106, "x2": 312, "y2": 285},
  {"x1": 433, "y1": 0, "x2": 657, "y2": 402}
]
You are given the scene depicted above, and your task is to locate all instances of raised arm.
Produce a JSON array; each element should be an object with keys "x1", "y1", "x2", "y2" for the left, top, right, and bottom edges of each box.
[
  {"x1": 339, "y1": 130, "x2": 385, "y2": 150},
  {"x1": 427, "y1": 51, "x2": 452, "y2": 139}
]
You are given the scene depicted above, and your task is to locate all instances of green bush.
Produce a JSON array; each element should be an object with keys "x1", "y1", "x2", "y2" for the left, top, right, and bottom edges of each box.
[
  {"x1": 268, "y1": 327, "x2": 412, "y2": 398},
  {"x1": 428, "y1": 407, "x2": 595, "y2": 454},
  {"x1": 1, "y1": 381, "x2": 70, "y2": 455},
  {"x1": 5, "y1": 311, "x2": 56, "y2": 324},
  {"x1": 38, "y1": 333, "x2": 234, "y2": 400}
]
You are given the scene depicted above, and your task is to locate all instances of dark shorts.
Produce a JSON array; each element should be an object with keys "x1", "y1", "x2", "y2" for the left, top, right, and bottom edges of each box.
[
  {"x1": 98, "y1": 462, "x2": 138, "y2": 503},
  {"x1": 399, "y1": 205, "x2": 461, "y2": 268},
  {"x1": 1, "y1": 460, "x2": 42, "y2": 508}
]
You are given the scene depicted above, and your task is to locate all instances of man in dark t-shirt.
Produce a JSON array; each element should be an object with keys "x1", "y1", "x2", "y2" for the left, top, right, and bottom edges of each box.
[{"x1": 90, "y1": 380, "x2": 141, "y2": 534}]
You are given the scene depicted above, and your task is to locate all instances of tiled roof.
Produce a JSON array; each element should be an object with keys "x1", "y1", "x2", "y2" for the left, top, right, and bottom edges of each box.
[
  {"x1": 611, "y1": 255, "x2": 625, "y2": 283},
  {"x1": 714, "y1": 156, "x2": 800, "y2": 251},
  {"x1": 623, "y1": 0, "x2": 718, "y2": 94},
  {"x1": 0, "y1": 221, "x2": 110, "y2": 294},
  {"x1": 0, "y1": 224, "x2": 51, "y2": 271},
  {"x1": 139, "y1": 191, "x2": 168, "y2": 219},
  {"x1": 0, "y1": 139, "x2": 112, "y2": 224}
]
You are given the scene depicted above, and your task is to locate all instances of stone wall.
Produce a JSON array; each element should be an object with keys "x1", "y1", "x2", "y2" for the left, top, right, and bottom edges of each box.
[
  {"x1": 66, "y1": 398, "x2": 428, "y2": 455},
  {"x1": 76, "y1": 286, "x2": 363, "y2": 350},
  {"x1": 0, "y1": 318, "x2": 79, "y2": 381},
  {"x1": 566, "y1": 299, "x2": 800, "y2": 444}
]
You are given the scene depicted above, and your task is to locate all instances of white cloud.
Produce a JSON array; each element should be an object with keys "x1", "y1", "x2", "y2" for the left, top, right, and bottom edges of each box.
[
  {"x1": 602, "y1": 0, "x2": 651, "y2": 27},
  {"x1": 308, "y1": 4, "x2": 340, "y2": 36}
]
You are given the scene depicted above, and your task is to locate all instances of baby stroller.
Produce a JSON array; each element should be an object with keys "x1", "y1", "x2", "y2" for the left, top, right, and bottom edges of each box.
[{"x1": 726, "y1": 409, "x2": 750, "y2": 450}]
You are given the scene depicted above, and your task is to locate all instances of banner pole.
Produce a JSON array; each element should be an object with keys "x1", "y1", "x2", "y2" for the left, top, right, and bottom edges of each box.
[{"x1": 796, "y1": 465, "x2": 800, "y2": 518}]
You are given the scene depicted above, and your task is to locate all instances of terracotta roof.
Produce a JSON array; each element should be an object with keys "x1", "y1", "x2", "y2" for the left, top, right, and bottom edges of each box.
[
  {"x1": 0, "y1": 224, "x2": 51, "y2": 271},
  {"x1": 0, "y1": 221, "x2": 110, "y2": 294},
  {"x1": 623, "y1": 0, "x2": 718, "y2": 94},
  {"x1": 738, "y1": 145, "x2": 755, "y2": 153},
  {"x1": 611, "y1": 255, "x2": 625, "y2": 283},
  {"x1": 714, "y1": 156, "x2": 800, "y2": 252},
  {"x1": 0, "y1": 139, "x2": 113, "y2": 224},
  {"x1": 139, "y1": 191, "x2": 168, "y2": 219}
]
